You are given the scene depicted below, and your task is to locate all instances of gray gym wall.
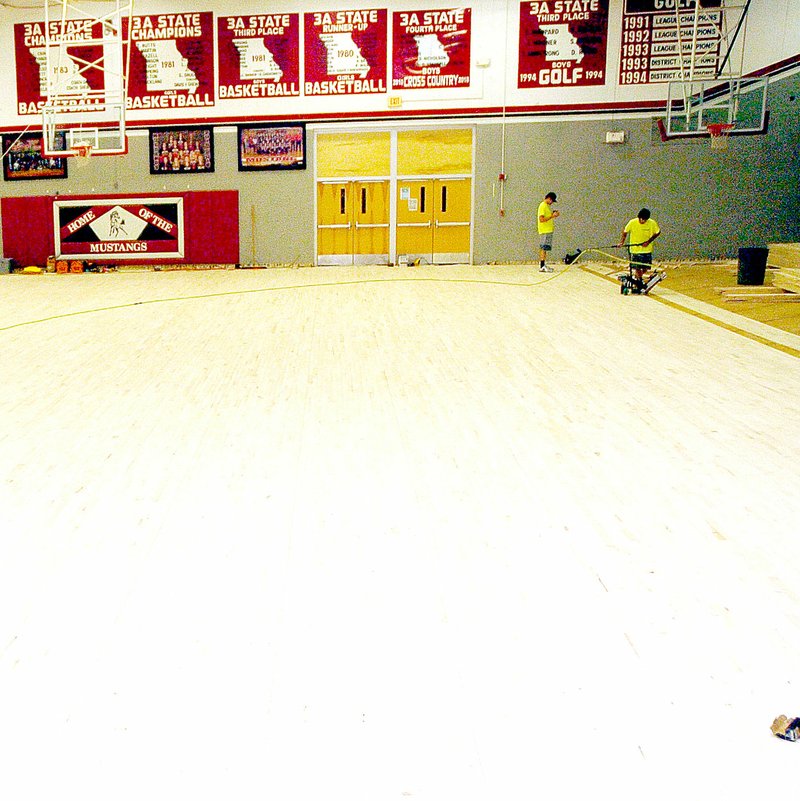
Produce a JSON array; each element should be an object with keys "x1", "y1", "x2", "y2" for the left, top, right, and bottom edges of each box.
[
  {"x1": 474, "y1": 71, "x2": 800, "y2": 263},
  {"x1": 0, "y1": 126, "x2": 317, "y2": 267},
  {"x1": 1, "y1": 72, "x2": 798, "y2": 265}
]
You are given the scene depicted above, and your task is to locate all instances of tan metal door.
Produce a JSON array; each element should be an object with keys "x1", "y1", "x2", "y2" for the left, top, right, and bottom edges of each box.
[
  {"x1": 432, "y1": 178, "x2": 471, "y2": 264},
  {"x1": 317, "y1": 182, "x2": 353, "y2": 266},
  {"x1": 396, "y1": 179, "x2": 434, "y2": 264},
  {"x1": 353, "y1": 181, "x2": 389, "y2": 265}
]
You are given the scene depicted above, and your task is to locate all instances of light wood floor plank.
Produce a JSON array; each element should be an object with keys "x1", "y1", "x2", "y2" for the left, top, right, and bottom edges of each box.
[{"x1": 2, "y1": 266, "x2": 800, "y2": 798}]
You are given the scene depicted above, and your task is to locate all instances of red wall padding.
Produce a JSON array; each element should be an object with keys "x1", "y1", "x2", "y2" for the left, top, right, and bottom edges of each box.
[
  {"x1": 1, "y1": 190, "x2": 239, "y2": 266},
  {"x1": 1, "y1": 196, "x2": 52, "y2": 267}
]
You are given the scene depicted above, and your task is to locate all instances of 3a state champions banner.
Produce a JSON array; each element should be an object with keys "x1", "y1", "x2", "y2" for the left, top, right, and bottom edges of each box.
[
  {"x1": 126, "y1": 12, "x2": 215, "y2": 110},
  {"x1": 218, "y1": 13, "x2": 300, "y2": 100},
  {"x1": 54, "y1": 197, "x2": 185, "y2": 259},
  {"x1": 14, "y1": 19, "x2": 106, "y2": 115},
  {"x1": 392, "y1": 8, "x2": 471, "y2": 90},
  {"x1": 304, "y1": 9, "x2": 388, "y2": 95},
  {"x1": 518, "y1": 0, "x2": 610, "y2": 88}
]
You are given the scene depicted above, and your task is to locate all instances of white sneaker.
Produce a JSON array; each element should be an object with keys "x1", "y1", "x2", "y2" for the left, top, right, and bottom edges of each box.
[{"x1": 539, "y1": 265, "x2": 554, "y2": 273}]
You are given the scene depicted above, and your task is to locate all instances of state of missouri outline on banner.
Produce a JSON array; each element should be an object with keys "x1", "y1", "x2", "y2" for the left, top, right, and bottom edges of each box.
[
  {"x1": 392, "y1": 8, "x2": 471, "y2": 90},
  {"x1": 304, "y1": 8, "x2": 388, "y2": 95},
  {"x1": 217, "y1": 13, "x2": 301, "y2": 100},
  {"x1": 125, "y1": 11, "x2": 215, "y2": 110},
  {"x1": 54, "y1": 197, "x2": 185, "y2": 260},
  {"x1": 518, "y1": 0, "x2": 610, "y2": 89},
  {"x1": 14, "y1": 19, "x2": 106, "y2": 116}
]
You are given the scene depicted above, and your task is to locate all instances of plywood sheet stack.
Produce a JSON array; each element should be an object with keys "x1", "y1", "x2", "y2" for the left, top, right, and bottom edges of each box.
[
  {"x1": 768, "y1": 243, "x2": 800, "y2": 269},
  {"x1": 768, "y1": 243, "x2": 800, "y2": 295}
]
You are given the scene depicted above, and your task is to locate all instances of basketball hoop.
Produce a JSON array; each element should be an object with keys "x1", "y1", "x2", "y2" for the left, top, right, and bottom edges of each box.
[{"x1": 707, "y1": 123, "x2": 735, "y2": 151}]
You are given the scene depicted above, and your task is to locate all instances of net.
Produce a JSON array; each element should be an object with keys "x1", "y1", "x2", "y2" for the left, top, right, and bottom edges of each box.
[
  {"x1": 72, "y1": 142, "x2": 93, "y2": 168},
  {"x1": 707, "y1": 123, "x2": 735, "y2": 150}
]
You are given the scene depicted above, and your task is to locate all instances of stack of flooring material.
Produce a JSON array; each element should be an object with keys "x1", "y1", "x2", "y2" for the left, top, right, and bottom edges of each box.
[
  {"x1": 773, "y1": 270, "x2": 800, "y2": 294},
  {"x1": 719, "y1": 286, "x2": 800, "y2": 302},
  {"x1": 767, "y1": 243, "x2": 800, "y2": 269},
  {"x1": 768, "y1": 243, "x2": 800, "y2": 294}
]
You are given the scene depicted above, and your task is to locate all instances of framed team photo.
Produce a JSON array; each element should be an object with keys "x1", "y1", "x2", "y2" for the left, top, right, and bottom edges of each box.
[
  {"x1": 149, "y1": 126, "x2": 214, "y2": 174},
  {"x1": 3, "y1": 132, "x2": 68, "y2": 181},
  {"x1": 238, "y1": 123, "x2": 306, "y2": 171}
]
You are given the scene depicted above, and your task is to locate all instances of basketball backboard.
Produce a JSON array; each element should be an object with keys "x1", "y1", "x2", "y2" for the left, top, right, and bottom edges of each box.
[
  {"x1": 655, "y1": 0, "x2": 770, "y2": 143},
  {"x1": 41, "y1": 0, "x2": 133, "y2": 157},
  {"x1": 660, "y1": 74, "x2": 770, "y2": 140}
]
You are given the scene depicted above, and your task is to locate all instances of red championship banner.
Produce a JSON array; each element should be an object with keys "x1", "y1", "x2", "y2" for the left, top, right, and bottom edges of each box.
[
  {"x1": 518, "y1": 1, "x2": 609, "y2": 89},
  {"x1": 304, "y1": 9, "x2": 387, "y2": 95},
  {"x1": 619, "y1": 0, "x2": 722, "y2": 85},
  {"x1": 218, "y1": 13, "x2": 300, "y2": 100},
  {"x1": 392, "y1": 8, "x2": 471, "y2": 90},
  {"x1": 126, "y1": 12, "x2": 214, "y2": 110},
  {"x1": 14, "y1": 20, "x2": 106, "y2": 115},
  {"x1": 54, "y1": 197, "x2": 185, "y2": 259}
]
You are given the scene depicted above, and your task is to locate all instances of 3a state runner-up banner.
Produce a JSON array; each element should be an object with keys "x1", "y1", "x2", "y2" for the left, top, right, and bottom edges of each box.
[
  {"x1": 126, "y1": 12, "x2": 215, "y2": 110},
  {"x1": 392, "y1": 8, "x2": 471, "y2": 90},
  {"x1": 14, "y1": 19, "x2": 106, "y2": 115},
  {"x1": 518, "y1": 0, "x2": 610, "y2": 89},
  {"x1": 218, "y1": 13, "x2": 300, "y2": 100},
  {"x1": 54, "y1": 197, "x2": 185, "y2": 259},
  {"x1": 304, "y1": 9, "x2": 387, "y2": 95}
]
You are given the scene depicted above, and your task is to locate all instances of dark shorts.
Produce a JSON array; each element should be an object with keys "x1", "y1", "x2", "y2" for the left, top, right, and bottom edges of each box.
[{"x1": 630, "y1": 252, "x2": 652, "y2": 268}]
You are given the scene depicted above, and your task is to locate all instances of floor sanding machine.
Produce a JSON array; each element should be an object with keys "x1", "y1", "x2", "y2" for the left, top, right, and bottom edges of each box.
[{"x1": 563, "y1": 244, "x2": 666, "y2": 295}]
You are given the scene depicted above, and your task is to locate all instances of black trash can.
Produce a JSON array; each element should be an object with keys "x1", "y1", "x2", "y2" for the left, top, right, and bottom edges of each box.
[{"x1": 737, "y1": 247, "x2": 768, "y2": 286}]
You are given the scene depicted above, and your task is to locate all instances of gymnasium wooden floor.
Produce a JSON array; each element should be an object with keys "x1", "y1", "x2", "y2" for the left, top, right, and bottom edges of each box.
[{"x1": 2, "y1": 264, "x2": 800, "y2": 799}]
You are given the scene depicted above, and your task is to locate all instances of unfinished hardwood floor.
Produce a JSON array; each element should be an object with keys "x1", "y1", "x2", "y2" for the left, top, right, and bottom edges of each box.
[{"x1": 2, "y1": 265, "x2": 800, "y2": 799}]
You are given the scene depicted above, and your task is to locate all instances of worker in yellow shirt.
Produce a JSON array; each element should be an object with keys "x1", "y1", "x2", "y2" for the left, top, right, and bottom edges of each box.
[
  {"x1": 619, "y1": 207, "x2": 661, "y2": 287},
  {"x1": 537, "y1": 191, "x2": 560, "y2": 272}
]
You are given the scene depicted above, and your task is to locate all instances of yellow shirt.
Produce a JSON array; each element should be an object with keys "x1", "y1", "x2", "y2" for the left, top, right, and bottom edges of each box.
[
  {"x1": 538, "y1": 201, "x2": 556, "y2": 234},
  {"x1": 625, "y1": 218, "x2": 660, "y2": 253}
]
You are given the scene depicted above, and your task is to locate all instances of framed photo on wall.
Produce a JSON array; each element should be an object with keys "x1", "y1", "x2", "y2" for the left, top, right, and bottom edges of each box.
[
  {"x1": 149, "y1": 126, "x2": 214, "y2": 174},
  {"x1": 3, "y1": 132, "x2": 68, "y2": 181},
  {"x1": 238, "y1": 123, "x2": 306, "y2": 171}
]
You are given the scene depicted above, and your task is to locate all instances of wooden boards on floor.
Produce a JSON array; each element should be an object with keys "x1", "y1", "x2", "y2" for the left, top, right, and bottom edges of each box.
[
  {"x1": 773, "y1": 268, "x2": 800, "y2": 295},
  {"x1": 768, "y1": 243, "x2": 800, "y2": 271}
]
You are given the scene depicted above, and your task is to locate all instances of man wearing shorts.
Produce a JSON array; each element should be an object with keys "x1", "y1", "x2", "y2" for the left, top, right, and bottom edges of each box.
[
  {"x1": 537, "y1": 192, "x2": 559, "y2": 272},
  {"x1": 620, "y1": 208, "x2": 661, "y2": 286}
]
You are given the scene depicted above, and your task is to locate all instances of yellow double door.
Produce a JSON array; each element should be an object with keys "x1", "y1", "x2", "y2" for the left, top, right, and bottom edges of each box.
[
  {"x1": 395, "y1": 178, "x2": 471, "y2": 265},
  {"x1": 317, "y1": 181, "x2": 390, "y2": 266},
  {"x1": 316, "y1": 177, "x2": 471, "y2": 266}
]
